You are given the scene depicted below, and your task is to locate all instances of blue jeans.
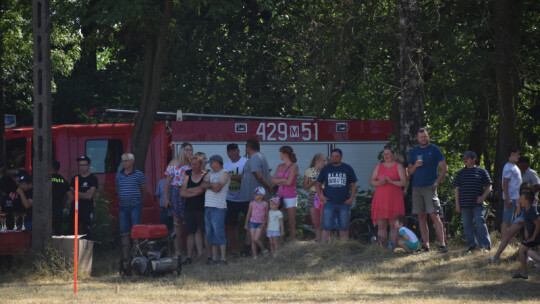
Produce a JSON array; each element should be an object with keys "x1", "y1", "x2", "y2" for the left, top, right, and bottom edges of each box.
[
  {"x1": 205, "y1": 207, "x2": 227, "y2": 245},
  {"x1": 119, "y1": 204, "x2": 142, "y2": 235},
  {"x1": 322, "y1": 203, "x2": 350, "y2": 230},
  {"x1": 461, "y1": 206, "x2": 491, "y2": 249}
]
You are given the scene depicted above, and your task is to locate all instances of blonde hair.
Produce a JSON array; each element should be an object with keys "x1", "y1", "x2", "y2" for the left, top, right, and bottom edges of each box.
[
  {"x1": 177, "y1": 142, "x2": 192, "y2": 166},
  {"x1": 309, "y1": 152, "x2": 327, "y2": 168}
]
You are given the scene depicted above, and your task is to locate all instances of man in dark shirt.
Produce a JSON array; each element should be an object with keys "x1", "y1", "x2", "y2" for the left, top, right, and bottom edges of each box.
[
  {"x1": 14, "y1": 174, "x2": 33, "y2": 230},
  {"x1": 52, "y1": 160, "x2": 73, "y2": 235},
  {"x1": 69, "y1": 155, "x2": 98, "y2": 237}
]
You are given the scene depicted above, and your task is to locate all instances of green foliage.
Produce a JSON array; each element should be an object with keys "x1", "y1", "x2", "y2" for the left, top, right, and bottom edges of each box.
[{"x1": 92, "y1": 194, "x2": 116, "y2": 252}]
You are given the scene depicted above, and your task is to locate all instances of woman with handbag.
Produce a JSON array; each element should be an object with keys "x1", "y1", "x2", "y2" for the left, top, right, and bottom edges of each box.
[{"x1": 271, "y1": 146, "x2": 299, "y2": 241}]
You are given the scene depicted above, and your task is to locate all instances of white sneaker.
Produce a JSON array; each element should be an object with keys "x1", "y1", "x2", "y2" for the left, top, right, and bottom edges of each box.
[
  {"x1": 253, "y1": 255, "x2": 259, "y2": 260},
  {"x1": 527, "y1": 257, "x2": 534, "y2": 263}
]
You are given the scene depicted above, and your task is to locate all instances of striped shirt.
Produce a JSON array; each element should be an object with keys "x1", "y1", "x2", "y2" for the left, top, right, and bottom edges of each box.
[
  {"x1": 205, "y1": 169, "x2": 230, "y2": 209},
  {"x1": 453, "y1": 166, "x2": 492, "y2": 208},
  {"x1": 116, "y1": 168, "x2": 147, "y2": 207}
]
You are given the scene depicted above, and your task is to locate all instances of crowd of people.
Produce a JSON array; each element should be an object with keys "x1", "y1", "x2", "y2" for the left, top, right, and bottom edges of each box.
[{"x1": 1, "y1": 128, "x2": 538, "y2": 279}]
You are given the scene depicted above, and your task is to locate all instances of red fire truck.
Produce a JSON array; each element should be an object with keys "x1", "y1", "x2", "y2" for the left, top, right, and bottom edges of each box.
[{"x1": 4, "y1": 110, "x2": 393, "y2": 224}]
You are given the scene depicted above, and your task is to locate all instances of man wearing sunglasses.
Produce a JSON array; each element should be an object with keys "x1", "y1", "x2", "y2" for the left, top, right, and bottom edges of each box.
[{"x1": 316, "y1": 148, "x2": 357, "y2": 244}]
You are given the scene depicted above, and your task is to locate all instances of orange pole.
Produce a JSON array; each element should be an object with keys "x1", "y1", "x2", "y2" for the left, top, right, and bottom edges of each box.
[{"x1": 74, "y1": 177, "x2": 79, "y2": 294}]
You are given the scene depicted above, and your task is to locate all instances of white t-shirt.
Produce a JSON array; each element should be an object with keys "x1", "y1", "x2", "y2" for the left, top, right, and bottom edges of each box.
[
  {"x1": 224, "y1": 156, "x2": 248, "y2": 202},
  {"x1": 502, "y1": 162, "x2": 522, "y2": 200},
  {"x1": 399, "y1": 227, "x2": 418, "y2": 243}
]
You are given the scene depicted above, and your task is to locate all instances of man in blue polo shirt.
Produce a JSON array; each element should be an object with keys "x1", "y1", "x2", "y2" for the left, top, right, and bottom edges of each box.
[
  {"x1": 408, "y1": 128, "x2": 448, "y2": 253},
  {"x1": 115, "y1": 153, "x2": 147, "y2": 263},
  {"x1": 453, "y1": 151, "x2": 492, "y2": 253}
]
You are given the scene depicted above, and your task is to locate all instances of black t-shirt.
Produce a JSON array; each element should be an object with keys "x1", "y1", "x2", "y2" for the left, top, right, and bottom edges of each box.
[
  {"x1": 13, "y1": 188, "x2": 33, "y2": 223},
  {"x1": 184, "y1": 173, "x2": 206, "y2": 212},
  {"x1": 70, "y1": 174, "x2": 98, "y2": 217},
  {"x1": 52, "y1": 173, "x2": 70, "y2": 219}
]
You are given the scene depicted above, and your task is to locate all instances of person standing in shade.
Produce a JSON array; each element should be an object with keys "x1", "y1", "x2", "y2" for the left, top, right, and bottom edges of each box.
[
  {"x1": 223, "y1": 143, "x2": 249, "y2": 256},
  {"x1": 408, "y1": 128, "x2": 448, "y2": 253},
  {"x1": 69, "y1": 155, "x2": 98, "y2": 237},
  {"x1": 316, "y1": 148, "x2": 357, "y2": 244},
  {"x1": 453, "y1": 151, "x2": 492, "y2": 253},
  {"x1": 500, "y1": 146, "x2": 522, "y2": 241},
  {"x1": 52, "y1": 160, "x2": 73, "y2": 235},
  {"x1": 202, "y1": 155, "x2": 230, "y2": 265},
  {"x1": 116, "y1": 153, "x2": 147, "y2": 265}
]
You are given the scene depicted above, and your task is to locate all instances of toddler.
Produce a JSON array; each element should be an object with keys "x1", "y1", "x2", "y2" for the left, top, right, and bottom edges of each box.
[
  {"x1": 394, "y1": 215, "x2": 419, "y2": 253},
  {"x1": 266, "y1": 197, "x2": 284, "y2": 256},
  {"x1": 244, "y1": 187, "x2": 269, "y2": 259}
]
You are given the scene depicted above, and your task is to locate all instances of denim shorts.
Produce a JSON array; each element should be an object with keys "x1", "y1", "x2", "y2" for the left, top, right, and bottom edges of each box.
[
  {"x1": 322, "y1": 203, "x2": 350, "y2": 230},
  {"x1": 119, "y1": 204, "x2": 142, "y2": 235},
  {"x1": 267, "y1": 230, "x2": 281, "y2": 237},
  {"x1": 205, "y1": 207, "x2": 227, "y2": 245},
  {"x1": 249, "y1": 221, "x2": 263, "y2": 229},
  {"x1": 502, "y1": 199, "x2": 518, "y2": 223}
]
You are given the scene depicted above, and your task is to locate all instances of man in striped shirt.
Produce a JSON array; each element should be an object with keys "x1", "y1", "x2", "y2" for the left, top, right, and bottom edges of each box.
[
  {"x1": 453, "y1": 151, "x2": 492, "y2": 253},
  {"x1": 115, "y1": 153, "x2": 147, "y2": 262}
]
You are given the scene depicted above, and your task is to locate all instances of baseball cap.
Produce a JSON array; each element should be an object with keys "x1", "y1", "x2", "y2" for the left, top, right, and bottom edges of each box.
[
  {"x1": 209, "y1": 154, "x2": 223, "y2": 164},
  {"x1": 18, "y1": 174, "x2": 32, "y2": 183},
  {"x1": 227, "y1": 143, "x2": 239, "y2": 151},
  {"x1": 460, "y1": 151, "x2": 477, "y2": 159},
  {"x1": 14, "y1": 169, "x2": 28, "y2": 177},
  {"x1": 270, "y1": 197, "x2": 280, "y2": 206},
  {"x1": 77, "y1": 155, "x2": 91, "y2": 163},
  {"x1": 253, "y1": 186, "x2": 266, "y2": 195}
]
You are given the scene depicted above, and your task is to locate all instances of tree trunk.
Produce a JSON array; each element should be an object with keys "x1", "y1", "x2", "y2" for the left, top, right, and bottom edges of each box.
[
  {"x1": 467, "y1": 97, "x2": 489, "y2": 167},
  {"x1": 397, "y1": 0, "x2": 425, "y2": 160},
  {"x1": 131, "y1": 0, "x2": 172, "y2": 171},
  {"x1": 0, "y1": 0, "x2": 5, "y2": 162},
  {"x1": 32, "y1": 0, "x2": 53, "y2": 252},
  {"x1": 492, "y1": 0, "x2": 522, "y2": 226}
]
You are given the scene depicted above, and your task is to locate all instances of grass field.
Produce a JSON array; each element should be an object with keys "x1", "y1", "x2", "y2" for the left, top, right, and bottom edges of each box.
[{"x1": 1, "y1": 233, "x2": 539, "y2": 304}]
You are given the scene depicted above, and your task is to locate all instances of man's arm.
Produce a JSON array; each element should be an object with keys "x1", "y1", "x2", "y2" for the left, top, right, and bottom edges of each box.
[
  {"x1": 140, "y1": 184, "x2": 148, "y2": 203},
  {"x1": 208, "y1": 172, "x2": 230, "y2": 193},
  {"x1": 253, "y1": 171, "x2": 272, "y2": 192},
  {"x1": 502, "y1": 177, "x2": 511, "y2": 207},
  {"x1": 434, "y1": 160, "x2": 448, "y2": 188},
  {"x1": 17, "y1": 188, "x2": 32, "y2": 209},
  {"x1": 454, "y1": 187, "x2": 460, "y2": 213},
  {"x1": 345, "y1": 182, "x2": 357, "y2": 205},
  {"x1": 78, "y1": 186, "x2": 97, "y2": 200},
  {"x1": 478, "y1": 184, "x2": 492, "y2": 204}
]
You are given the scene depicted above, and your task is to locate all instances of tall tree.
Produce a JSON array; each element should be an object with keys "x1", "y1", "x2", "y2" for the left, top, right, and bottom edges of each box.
[
  {"x1": 397, "y1": 0, "x2": 425, "y2": 159},
  {"x1": 131, "y1": 0, "x2": 172, "y2": 171},
  {"x1": 0, "y1": 0, "x2": 6, "y2": 162},
  {"x1": 492, "y1": 0, "x2": 522, "y2": 222}
]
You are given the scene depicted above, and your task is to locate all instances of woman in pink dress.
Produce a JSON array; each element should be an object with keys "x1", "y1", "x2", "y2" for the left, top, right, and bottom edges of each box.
[
  {"x1": 369, "y1": 147, "x2": 407, "y2": 247},
  {"x1": 271, "y1": 146, "x2": 299, "y2": 241}
]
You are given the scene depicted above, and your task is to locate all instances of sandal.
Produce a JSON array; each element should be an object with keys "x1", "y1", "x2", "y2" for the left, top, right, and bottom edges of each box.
[
  {"x1": 512, "y1": 272, "x2": 528, "y2": 279},
  {"x1": 437, "y1": 246, "x2": 448, "y2": 253},
  {"x1": 418, "y1": 246, "x2": 430, "y2": 253}
]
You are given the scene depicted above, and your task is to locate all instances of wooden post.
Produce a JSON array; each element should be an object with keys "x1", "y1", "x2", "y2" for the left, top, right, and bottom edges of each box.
[{"x1": 32, "y1": 0, "x2": 52, "y2": 251}]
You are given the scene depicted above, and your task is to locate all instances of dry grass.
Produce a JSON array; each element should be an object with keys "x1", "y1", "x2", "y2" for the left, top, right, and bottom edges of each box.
[{"x1": 1, "y1": 232, "x2": 539, "y2": 303}]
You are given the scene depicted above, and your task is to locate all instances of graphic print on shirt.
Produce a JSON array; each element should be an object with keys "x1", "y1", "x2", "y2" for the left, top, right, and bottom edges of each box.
[{"x1": 327, "y1": 173, "x2": 347, "y2": 188}]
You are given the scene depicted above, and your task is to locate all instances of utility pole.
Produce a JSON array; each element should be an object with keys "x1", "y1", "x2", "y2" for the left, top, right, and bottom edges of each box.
[{"x1": 32, "y1": 0, "x2": 52, "y2": 252}]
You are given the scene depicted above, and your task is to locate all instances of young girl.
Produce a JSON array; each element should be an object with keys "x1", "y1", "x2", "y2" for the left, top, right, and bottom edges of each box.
[
  {"x1": 394, "y1": 215, "x2": 419, "y2": 253},
  {"x1": 266, "y1": 197, "x2": 284, "y2": 256},
  {"x1": 244, "y1": 187, "x2": 269, "y2": 259}
]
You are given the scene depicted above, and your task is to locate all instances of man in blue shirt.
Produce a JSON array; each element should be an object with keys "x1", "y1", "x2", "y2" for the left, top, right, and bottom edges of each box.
[
  {"x1": 316, "y1": 148, "x2": 357, "y2": 244},
  {"x1": 453, "y1": 151, "x2": 492, "y2": 253},
  {"x1": 408, "y1": 128, "x2": 448, "y2": 253},
  {"x1": 115, "y1": 153, "x2": 147, "y2": 263}
]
